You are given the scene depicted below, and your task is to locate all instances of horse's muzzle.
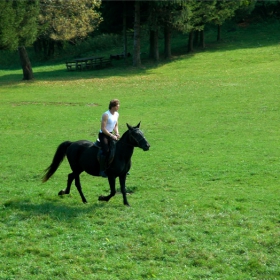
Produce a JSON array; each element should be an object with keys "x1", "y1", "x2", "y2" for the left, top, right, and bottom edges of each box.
[{"x1": 143, "y1": 143, "x2": 150, "y2": 151}]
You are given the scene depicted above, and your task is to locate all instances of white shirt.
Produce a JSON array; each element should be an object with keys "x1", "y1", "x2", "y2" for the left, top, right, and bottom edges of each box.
[{"x1": 100, "y1": 110, "x2": 119, "y2": 133}]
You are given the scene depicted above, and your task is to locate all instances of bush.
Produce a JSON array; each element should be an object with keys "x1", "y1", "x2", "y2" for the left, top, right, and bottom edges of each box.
[
  {"x1": 0, "y1": 50, "x2": 20, "y2": 69},
  {"x1": 64, "y1": 33, "x2": 123, "y2": 57}
]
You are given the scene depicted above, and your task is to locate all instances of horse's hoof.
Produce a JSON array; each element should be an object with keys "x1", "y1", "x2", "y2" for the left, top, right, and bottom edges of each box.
[
  {"x1": 98, "y1": 195, "x2": 109, "y2": 202},
  {"x1": 58, "y1": 190, "x2": 65, "y2": 196}
]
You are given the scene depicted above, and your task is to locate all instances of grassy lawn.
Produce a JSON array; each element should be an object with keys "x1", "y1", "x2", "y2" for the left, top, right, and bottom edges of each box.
[{"x1": 1, "y1": 22, "x2": 280, "y2": 279}]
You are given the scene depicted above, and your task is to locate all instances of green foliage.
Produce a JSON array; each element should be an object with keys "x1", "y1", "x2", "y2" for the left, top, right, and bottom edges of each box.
[
  {"x1": 0, "y1": 50, "x2": 19, "y2": 69},
  {"x1": 212, "y1": 0, "x2": 245, "y2": 25},
  {"x1": 38, "y1": 0, "x2": 102, "y2": 41},
  {"x1": 1, "y1": 22, "x2": 280, "y2": 279},
  {"x1": 64, "y1": 34, "x2": 123, "y2": 57},
  {"x1": 0, "y1": 1, "x2": 17, "y2": 49},
  {"x1": 164, "y1": 0, "x2": 257, "y2": 34},
  {"x1": 0, "y1": 0, "x2": 39, "y2": 50}
]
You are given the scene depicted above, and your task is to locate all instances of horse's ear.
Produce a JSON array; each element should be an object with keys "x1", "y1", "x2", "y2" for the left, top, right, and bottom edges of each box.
[
  {"x1": 127, "y1": 123, "x2": 133, "y2": 130},
  {"x1": 136, "y1": 121, "x2": 141, "y2": 128}
]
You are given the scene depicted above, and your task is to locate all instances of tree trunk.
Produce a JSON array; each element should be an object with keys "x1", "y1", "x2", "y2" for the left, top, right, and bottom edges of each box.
[
  {"x1": 199, "y1": 30, "x2": 205, "y2": 48},
  {"x1": 194, "y1": 30, "x2": 199, "y2": 47},
  {"x1": 48, "y1": 39, "x2": 55, "y2": 57},
  {"x1": 149, "y1": 31, "x2": 153, "y2": 59},
  {"x1": 188, "y1": 31, "x2": 194, "y2": 53},
  {"x1": 164, "y1": 24, "x2": 172, "y2": 59},
  {"x1": 133, "y1": 1, "x2": 141, "y2": 67},
  {"x1": 217, "y1": 24, "x2": 221, "y2": 41},
  {"x1": 42, "y1": 39, "x2": 48, "y2": 58},
  {"x1": 123, "y1": 1, "x2": 128, "y2": 61},
  {"x1": 18, "y1": 46, "x2": 34, "y2": 80},
  {"x1": 149, "y1": 30, "x2": 159, "y2": 62}
]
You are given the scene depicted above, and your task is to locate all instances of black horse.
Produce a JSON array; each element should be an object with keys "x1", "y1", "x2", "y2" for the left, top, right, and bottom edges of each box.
[{"x1": 42, "y1": 123, "x2": 150, "y2": 206}]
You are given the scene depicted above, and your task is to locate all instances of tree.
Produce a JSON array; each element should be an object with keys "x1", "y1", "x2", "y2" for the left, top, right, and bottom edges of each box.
[
  {"x1": 36, "y1": 0, "x2": 102, "y2": 57},
  {"x1": 0, "y1": 0, "x2": 103, "y2": 79},
  {"x1": 147, "y1": 2, "x2": 160, "y2": 61},
  {"x1": 123, "y1": 1, "x2": 128, "y2": 61},
  {"x1": 212, "y1": 0, "x2": 256, "y2": 41},
  {"x1": 248, "y1": 0, "x2": 278, "y2": 19},
  {"x1": 0, "y1": 0, "x2": 39, "y2": 80},
  {"x1": 38, "y1": 0, "x2": 102, "y2": 41},
  {"x1": 133, "y1": 1, "x2": 141, "y2": 67},
  {"x1": 158, "y1": 1, "x2": 178, "y2": 59},
  {"x1": 147, "y1": 1, "x2": 185, "y2": 60},
  {"x1": 184, "y1": 0, "x2": 217, "y2": 52}
]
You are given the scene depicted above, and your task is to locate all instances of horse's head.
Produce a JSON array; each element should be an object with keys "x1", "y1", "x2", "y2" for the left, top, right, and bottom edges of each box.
[{"x1": 127, "y1": 122, "x2": 150, "y2": 151}]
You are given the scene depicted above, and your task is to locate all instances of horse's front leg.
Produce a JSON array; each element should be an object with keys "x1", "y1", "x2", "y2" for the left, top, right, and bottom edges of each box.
[
  {"x1": 119, "y1": 174, "x2": 130, "y2": 206},
  {"x1": 98, "y1": 176, "x2": 116, "y2": 202}
]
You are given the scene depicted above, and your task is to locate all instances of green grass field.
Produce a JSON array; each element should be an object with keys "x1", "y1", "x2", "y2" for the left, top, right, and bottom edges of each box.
[{"x1": 1, "y1": 22, "x2": 280, "y2": 279}]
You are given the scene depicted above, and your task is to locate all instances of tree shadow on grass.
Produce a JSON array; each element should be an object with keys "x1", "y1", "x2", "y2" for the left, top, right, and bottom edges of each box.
[
  {"x1": 0, "y1": 68, "x2": 114, "y2": 85},
  {"x1": 0, "y1": 61, "x2": 156, "y2": 86},
  {"x1": 0, "y1": 55, "x2": 188, "y2": 86}
]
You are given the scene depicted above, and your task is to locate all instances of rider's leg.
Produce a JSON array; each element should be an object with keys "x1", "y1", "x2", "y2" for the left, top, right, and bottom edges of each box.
[{"x1": 98, "y1": 133, "x2": 110, "y2": 178}]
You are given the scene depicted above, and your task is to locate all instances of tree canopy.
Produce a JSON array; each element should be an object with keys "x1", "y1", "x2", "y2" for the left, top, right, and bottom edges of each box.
[
  {"x1": 0, "y1": 0, "x2": 39, "y2": 50},
  {"x1": 38, "y1": 0, "x2": 102, "y2": 42}
]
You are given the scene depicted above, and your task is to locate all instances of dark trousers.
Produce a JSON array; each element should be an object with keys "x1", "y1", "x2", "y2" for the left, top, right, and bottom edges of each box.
[{"x1": 99, "y1": 132, "x2": 111, "y2": 156}]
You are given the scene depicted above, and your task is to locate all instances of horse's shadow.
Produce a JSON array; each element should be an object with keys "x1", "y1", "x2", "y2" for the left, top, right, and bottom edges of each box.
[{"x1": 3, "y1": 197, "x2": 107, "y2": 222}]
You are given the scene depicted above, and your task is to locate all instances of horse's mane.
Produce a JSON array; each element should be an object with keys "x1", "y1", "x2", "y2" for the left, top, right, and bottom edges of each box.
[
  {"x1": 120, "y1": 129, "x2": 129, "y2": 139},
  {"x1": 117, "y1": 129, "x2": 130, "y2": 146}
]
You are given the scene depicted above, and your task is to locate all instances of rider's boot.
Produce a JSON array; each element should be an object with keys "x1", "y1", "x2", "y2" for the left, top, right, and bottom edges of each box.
[{"x1": 99, "y1": 154, "x2": 107, "y2": 178}]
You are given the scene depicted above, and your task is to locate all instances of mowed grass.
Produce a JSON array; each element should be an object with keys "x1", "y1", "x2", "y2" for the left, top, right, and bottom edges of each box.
[{"x1": 1, "y1": 23, "x2": 280, "y2": 279}]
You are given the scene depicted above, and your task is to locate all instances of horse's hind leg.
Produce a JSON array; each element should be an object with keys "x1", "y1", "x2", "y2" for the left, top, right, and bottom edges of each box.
[
  {"x1": 74, "y1": 174, "x2": 87, "y2": 204},
  {"x1": 58, "y1": 173, "x2": 75, "y2": 196}
]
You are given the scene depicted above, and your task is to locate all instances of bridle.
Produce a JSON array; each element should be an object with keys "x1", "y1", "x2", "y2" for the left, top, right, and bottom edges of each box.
[{"x1": 128, "y1": 128, "x2": 147, "y2": 148}]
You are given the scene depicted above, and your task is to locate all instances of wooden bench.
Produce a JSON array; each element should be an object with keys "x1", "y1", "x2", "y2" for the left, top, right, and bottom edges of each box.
[
  {"x1": 100, "y1": 58, "x2": 112, "y2": 68},
  {"x1": 65, "y1": 61, "x2": 76, "y2": 71},
  {"x1": 85, "y1": 60, "x2": 101, "y2": 70},
  {"x1": 110, "y1": 53, "x2": 131, "y2": 60},
  {"x1": 86, "y1": 58, "x2": 112, "y2": 70},
  {"x1": 110, "y1": 54, "x2": 123, "y2": 60},
  {"x1": 66, "y1": 57, "x2": 112, "y2": 71}
]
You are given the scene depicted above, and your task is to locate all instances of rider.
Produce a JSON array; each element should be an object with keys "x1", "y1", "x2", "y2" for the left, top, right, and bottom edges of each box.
[{"x1": 98, "y1": 99, "x2": 120, "y2": 177}]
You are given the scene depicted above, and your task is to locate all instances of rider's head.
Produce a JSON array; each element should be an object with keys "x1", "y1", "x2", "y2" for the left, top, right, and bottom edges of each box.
[{"x1": 109, "y1": 99, "x2": 120, "y2": 110}]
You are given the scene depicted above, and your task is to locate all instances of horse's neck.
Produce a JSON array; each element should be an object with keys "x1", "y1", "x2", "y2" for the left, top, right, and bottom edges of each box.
[{"x1": 116, "y1": 133, "x2": 134, "y2": 159}]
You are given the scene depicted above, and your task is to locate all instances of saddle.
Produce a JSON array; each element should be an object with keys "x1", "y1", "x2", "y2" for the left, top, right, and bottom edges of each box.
[{"x1": 94, "y1": 139, "x2": 117, "y2": 166}]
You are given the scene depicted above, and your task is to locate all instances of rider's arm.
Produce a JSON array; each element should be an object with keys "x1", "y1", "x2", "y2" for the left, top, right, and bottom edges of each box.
[
  {"x1": 101, "y1": 113, "x2": 112, "y2": 137},
  {"x1": 113, "y1": 121, "x2": 120, "y2": 138}
]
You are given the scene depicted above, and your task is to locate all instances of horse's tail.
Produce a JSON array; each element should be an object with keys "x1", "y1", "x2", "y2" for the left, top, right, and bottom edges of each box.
[{"x1": 42, "y1": 141, "x2": 72, "y2": 182}]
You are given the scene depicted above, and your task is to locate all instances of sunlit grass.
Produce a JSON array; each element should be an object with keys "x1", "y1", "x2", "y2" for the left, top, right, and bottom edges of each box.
[{"x1": 1, "y1": 22, "x2": 280, "y2": 279}]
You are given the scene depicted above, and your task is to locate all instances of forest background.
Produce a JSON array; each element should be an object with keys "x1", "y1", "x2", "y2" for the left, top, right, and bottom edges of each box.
[{"x1": 1, "y1": 0, "x2": 280, "y2": 78}]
